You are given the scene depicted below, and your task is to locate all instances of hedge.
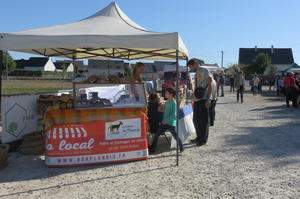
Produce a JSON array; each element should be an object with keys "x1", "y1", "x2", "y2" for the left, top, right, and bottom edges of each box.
[{"x1": 8, "y1": 70, "x2": 73, "y2": 78}]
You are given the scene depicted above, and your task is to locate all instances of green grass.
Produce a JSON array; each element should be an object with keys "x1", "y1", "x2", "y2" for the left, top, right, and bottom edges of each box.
[
  {"x1": 3, "y1": 87, "x2": 69, "y2": 95},
  {"x1": 2, "y1": 79, "x2": 73, "y2": 95}
]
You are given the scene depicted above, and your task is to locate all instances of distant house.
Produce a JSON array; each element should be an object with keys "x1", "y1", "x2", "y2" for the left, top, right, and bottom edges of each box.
[
  {"x1": 201, "y1": 63, "x2": 223, "y2": 73},
  {"x1": 55, "y1": 60, "x2": 87, "y2": 72},
  {"x1": 75, "y1": 61, "x2": 88, "y2": 72},
  {"x1": 138, "y1": 63, "x2": 158, "y2": 80},
  {"x1": 281, "y1": 63, "x2": 300, "y2": 73},
  {"x1": 154, "y1": 61, "x2": 175, "y2": 72},
  {"x1": 54, "y1": 61, "x2": 74, "y2": 72},
  {"x1": 88, "y1": 60, "x2": 126, "y2": 77},
  {"x1": 238, "y1": 46, "x2": 294, "y2": 72},
  {"x1": 15, "y1": 57, "x2": 56, "y2": 71}
]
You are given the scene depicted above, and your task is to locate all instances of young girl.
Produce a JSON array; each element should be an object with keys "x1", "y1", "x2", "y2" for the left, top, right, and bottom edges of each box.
[{"x1": 149, "y1": 88, "x2": 184, "y2": 153}]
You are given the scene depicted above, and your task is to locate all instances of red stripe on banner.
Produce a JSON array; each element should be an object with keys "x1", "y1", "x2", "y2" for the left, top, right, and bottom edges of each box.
[{"x1": 45, "y1": 115, "x2": 148, "y2": 167}]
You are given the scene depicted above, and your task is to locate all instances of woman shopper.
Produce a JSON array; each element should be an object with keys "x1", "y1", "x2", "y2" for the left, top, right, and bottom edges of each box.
[
  {"x1": 294, "y1": 73, "x2": 300, "y2": 106},
  {"x1": 284, "y1": 72, "x2": 298, "y2": 108}
]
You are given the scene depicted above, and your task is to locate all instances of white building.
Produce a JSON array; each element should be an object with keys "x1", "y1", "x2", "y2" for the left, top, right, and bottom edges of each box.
[
  {"x1": 88, "y1": 60, "x2": 126, "y2": 77},
  {"x1": 54, "y1": 61, "x2": 74, "y2": 72},
  {"x1": 15, "y1": 57, "x2": 56, "y2": 71}
]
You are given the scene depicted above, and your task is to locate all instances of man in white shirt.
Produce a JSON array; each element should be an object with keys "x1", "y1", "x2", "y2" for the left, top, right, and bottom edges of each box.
[
  {"x1": 252, "y1": 74, "x2": 260, "y2": 96},
  {"x1": 188, "y1": 59, "x2": 213, "y2": 146}
]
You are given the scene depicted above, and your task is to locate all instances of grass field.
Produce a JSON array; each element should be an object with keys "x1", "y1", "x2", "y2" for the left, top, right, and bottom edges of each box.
[{"x1": 2, "y1": 79, "x2": 73, "y2": 95}]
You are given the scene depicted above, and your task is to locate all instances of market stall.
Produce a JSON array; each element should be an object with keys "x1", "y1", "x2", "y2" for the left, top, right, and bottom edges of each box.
[
  {"x1": 44, "y1": 83, "x2": 148, "y2": 166},
  {"x1": 0, "y1": 2, "x2": 189, "y2": 166}
]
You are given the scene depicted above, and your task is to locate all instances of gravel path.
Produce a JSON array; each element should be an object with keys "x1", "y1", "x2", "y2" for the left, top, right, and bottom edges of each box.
[{"x1": 0, "y1": 87, "x2": 300, "y2": 199}]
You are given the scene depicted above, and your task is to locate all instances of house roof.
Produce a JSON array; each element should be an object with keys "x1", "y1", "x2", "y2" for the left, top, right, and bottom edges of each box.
[
  {"x1": 15, "y1": 57, "x2": 49, "y2": 69},
  {"x1": 88, "y1": 59, "x2": 125, "y2": 70},
  {"x1": 283, "y1": 63, "x2": 300, "y2": 72},
  {"x1": 238, "y1": 48, "x2": 294, "y2": 65},
  {"x1": 201, "y1": 63, "x2": 220, "y2": 67},
  {"x1": 142, "y1": 63, "x2": 157, "y2": 73}
]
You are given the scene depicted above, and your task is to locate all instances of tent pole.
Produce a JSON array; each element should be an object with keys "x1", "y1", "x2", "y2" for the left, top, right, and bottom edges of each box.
[
  {"x1": 186, "y1": 58, "x2": 189, "y2": 104},
  {"x1": 72, "y1": 57, "x2": 76, "y2": 80},
  {"x1": 176, "y1": 50, "x2": 179, "y2": 166},
  {"x1": 0, "y1": 50, "x2": 3, "y2": 123}
]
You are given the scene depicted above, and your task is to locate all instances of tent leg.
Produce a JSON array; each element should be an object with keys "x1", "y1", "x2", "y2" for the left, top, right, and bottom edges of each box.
[
  {"x1": 186, "y1": 58, "x2": 189, "y2": 104},
  {"x1": 176, "y1": 50, "x2": 179, "y2": 166},
  {"x1": 0, "y1": 50, "x2": 3, "y2": 124},
  {"x1": 72, "y1": 57, "x2": 76, "y2": 80}
]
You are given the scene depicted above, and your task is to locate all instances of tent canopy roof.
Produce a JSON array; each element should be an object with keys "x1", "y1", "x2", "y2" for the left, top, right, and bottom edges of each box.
[{"x1": 0, "y1": 2, "x2": 188, "y2": 60}]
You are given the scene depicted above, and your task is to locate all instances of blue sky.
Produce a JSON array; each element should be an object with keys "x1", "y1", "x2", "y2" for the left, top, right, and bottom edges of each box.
[{"x1": 1, "y1": 0, "x2": 300, "y2": 67}]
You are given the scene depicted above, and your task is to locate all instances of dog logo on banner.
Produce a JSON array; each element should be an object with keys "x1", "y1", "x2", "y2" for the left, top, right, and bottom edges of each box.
[
  {"x1": 107, "y1": 121, "x2": 123, "y2": 134},
  {"x1": 105, "y1": 118, "x2": 141, "y2": 140}
]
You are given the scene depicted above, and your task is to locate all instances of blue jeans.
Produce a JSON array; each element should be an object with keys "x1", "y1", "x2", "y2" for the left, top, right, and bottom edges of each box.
[
  {"x1": 253, "y1": 86, "x2": 258, "y2": 95},
  {"x1": 237, "y1": 86, "x2": 244, "y2": 103},
  {"x1": 220, "y1": 84, "x2": 224, "y2": 96},
  {"x1": 150, "y1": 125, "x2": 183, "y2": 151}
]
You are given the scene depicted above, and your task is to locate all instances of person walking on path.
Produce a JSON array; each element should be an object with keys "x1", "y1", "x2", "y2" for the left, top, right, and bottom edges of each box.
[
  {"x1": 284, "y1": 72, "x2": 298, "y2": 108},
  {"x1": 219, "y1": 72, "x2": 225, "y2": 97},
  {"x1": 188, "y1": 59, "x2": 213, "y2": 146},
  {"x1": 235, "y1": 71, "x2": 245, "y2": 103},
  {"x1": 149, "y1": 88, "x2": 184, "y2": 153},
  {"x1": 295, "y1": 73, "x2": 300, "y2": 105},
  {"x1": 230, "y1": 75, "x2": 235, "y2": 92},
  {"x1": 252, "y1": 74, "x2": 260, "y2": 96}
]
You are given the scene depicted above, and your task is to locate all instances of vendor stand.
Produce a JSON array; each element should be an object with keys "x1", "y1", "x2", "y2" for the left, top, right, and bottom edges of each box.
[
  {"x1": 0, "y1": 2, "x2": 189, "y2": 166},
  {"x1": 44, "y1": 83, "x2": 149, "y2": 166}
]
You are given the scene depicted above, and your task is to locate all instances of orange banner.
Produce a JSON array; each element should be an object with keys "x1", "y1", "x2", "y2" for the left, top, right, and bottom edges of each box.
[{"x1": 45, "y1": 115, "x2": 148, "y2": 167}]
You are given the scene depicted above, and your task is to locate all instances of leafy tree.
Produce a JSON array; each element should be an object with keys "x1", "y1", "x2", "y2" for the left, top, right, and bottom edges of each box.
[
  {"x1": 264, "y1": 64, "x2": 277, "y2": 76},
  {"x1": 249, "y1": 53, "x2": 271, "y2": 75},
  {"x1": 239, "y1": 63, "x2": 252, "y2": 75},
  {"x1": 191, "y1": 58, "x2": 205, "y2": 65},
  {"x1": 124, "y1": 65, "x2": 132, "y2": 78},
  {"x1": 225, "y1": 64, "x2": 240, "y2": 75},
  {"x1": 1, "y1": 51, "x2": 16, "y2": 77},
  {"x1": 226, "y1": 63, "x2": 255, "y2": 76},
  {"x1": 61, "y1": 63, "x2": 67, "y2": 79}
]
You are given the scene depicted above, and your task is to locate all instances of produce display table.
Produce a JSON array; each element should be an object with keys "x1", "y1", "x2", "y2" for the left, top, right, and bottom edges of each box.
[{"x1": 44, "y1": 107, "x2": 148, "y2": 167}]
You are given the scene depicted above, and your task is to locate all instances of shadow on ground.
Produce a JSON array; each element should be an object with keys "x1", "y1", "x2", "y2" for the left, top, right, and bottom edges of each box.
[
  {"x1": 0, "y1": 134, "x2": 182, "y2": 184},
  {"x1": 0, "y1": 164, "x2": 174, "y2": 198},
  {"x1": 226, "y1": 93, "x2": 300, "y2": 167},
  {"x1": 226, "y1": 123, "x2": 300, "y2": 168}
]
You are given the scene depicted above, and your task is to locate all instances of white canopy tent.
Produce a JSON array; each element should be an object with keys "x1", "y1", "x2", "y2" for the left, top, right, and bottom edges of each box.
[
  {"x1": 0, "y1": 2, "x2": 189, "y2": 165},
  {"x1": 0, "y1": 2, "x2": 188, "y2": 60}
]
